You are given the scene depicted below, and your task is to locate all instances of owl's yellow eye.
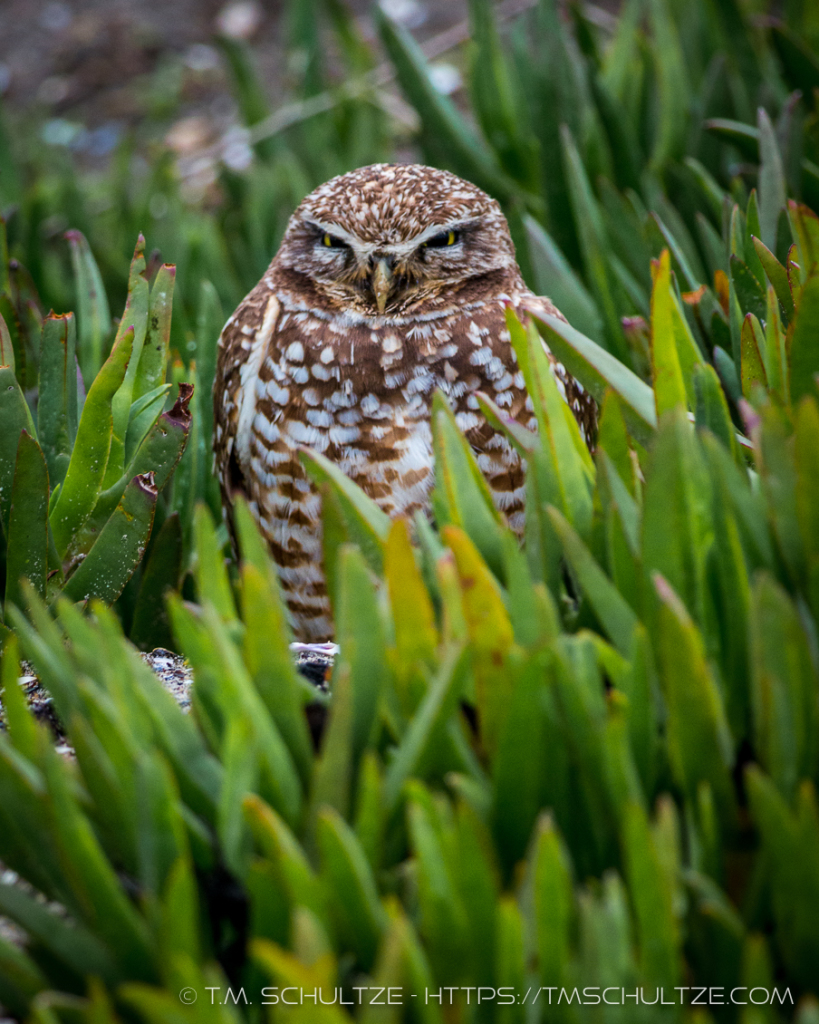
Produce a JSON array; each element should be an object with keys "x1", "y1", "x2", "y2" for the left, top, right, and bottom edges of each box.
[
  {"x1": 321, "y1": 231, "x2": 349, "y2": 250},
  {"x1": 424, "y1": 229, "x2": 459, "y2": 249}
]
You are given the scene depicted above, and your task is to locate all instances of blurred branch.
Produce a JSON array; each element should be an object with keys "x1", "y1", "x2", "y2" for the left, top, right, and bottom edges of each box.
[{"x1": 245, "y1": 1, "x2": 618, "y2": 146}]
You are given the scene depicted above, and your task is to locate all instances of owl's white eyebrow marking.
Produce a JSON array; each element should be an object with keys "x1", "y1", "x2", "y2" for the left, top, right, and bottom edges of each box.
[
  {"x1": 303, "y1": 219, "x2": 359, "y2": 246},
  {"x1": 301, "y1": 217, "x2": 480, "y2": 262},
  {"x1": 412, "y1": 219, "x2": 479, "y2": 245}
]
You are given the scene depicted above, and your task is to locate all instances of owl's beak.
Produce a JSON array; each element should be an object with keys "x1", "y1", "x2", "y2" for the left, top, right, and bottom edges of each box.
[{"x1": 372, "y1": 258, "x2": 393, "y2": 314}]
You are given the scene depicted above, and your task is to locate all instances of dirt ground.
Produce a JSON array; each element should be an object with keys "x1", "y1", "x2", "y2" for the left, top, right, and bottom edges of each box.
[{"x1": 0, "y1": 0, "x2": 471, "y2": 139}]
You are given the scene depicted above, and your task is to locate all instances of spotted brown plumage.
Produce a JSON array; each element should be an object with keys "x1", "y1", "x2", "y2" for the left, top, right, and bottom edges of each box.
[{"x1": 213, "y1": 163, "x2": 597, "y2": 641}]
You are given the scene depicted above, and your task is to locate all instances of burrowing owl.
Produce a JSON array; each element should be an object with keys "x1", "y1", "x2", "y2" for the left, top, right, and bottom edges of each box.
[{"x1": 214, "y1": 164, "x2": 596, "y2": 641}]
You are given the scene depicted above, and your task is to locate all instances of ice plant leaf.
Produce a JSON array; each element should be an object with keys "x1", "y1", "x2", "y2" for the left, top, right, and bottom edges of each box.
[{"x1": 49, "y1": 325, "x2": 133, "y2": 557}]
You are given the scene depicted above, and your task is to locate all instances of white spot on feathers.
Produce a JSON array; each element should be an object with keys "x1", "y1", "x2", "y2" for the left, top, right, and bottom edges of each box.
[{"x1": 469, "y1": 346, "x2": 492, "y2": 366}]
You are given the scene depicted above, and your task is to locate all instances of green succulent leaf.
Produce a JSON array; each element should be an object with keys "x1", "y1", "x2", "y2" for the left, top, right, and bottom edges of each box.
[
  {"x1": 300, "y1": 447, "x2": 389, "y2": 577},
  {"x1": 60, "y1": 471, "x2": 158, "y2": 606},
  {"x1": 526, "y1": 305, "x2": 657, "y2": 442},
  {"x1": 37, "y1": 313, "x2": 78, "y2": 491},
  {"x1": 65, "y1": 230, "x2": 112, "y2": 386},
  {"x1": 789, "y1": 269, "x2": 819, "y2": 406},
  {"x1": 4, "y1": 432, "x2": 48, "y2": 616},
  {"x1": 49, "y1": 325, "x2": 133, "y2": 557}
]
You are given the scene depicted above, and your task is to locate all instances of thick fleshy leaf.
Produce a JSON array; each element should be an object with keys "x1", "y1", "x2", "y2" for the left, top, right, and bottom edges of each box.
[
  {"x1": 598, "y1": 454, "x2": 641, "y2": 613},
  {"x1": 502, "y1": 531, "x2": 559, "y2": 649},
  {"x1": 192, "y1": 501, "x2": 236, "y2": 622},
  {"x1": 795, "y1": 397, "x2": 819, "y2": 621},
  {"x1": 300, "y1": 447, "x2": 389, "y2": 577},
  {"x1": 467, "y1": 0, "x2": 539, "y2": 193},
  {"x1": 596, "y1": 389, "x2": 635, "y2": 495},
  {"x1": 42, "y1": 746, "x2": 155, "y2": 977},
  {"x1": 382, "y1": 643, "x2": 471, "y2": 815},
  {"x1": 431, "y1": 391, "x2": 505, "y2": 577},
  {"x1": 651, "y1": 212, "x2": 702, "y2": 292},
  {"x1": 129, "y1": 511, "x2": 183, "y2": 652},
  {"x1": 233, "y1": 498, "x2": 313, "y2": 784},
  {"x1": 127, "y1": 382, "x2": 192, "y2": 490},
  {"x1": 123, "y1": 384, "x2": 173, "y2": 469},
  {"x1": 333, "y1": 544, "x2": 388, "y2": 773},
  {"x1": 491, "y1": 648, "x2": 548, "y2": 871},
  {"x1": 548, "y1": 506, "x2": 639, "y2": 656},
  {"x1": 244, "y1": 794, "x2": 326, "y2": 926},
  {"x1": 749, "y1": 574, "x2": 818, "y2": 799},
  {"x1": 759, "y1": 403, "x2": 803, "y2": 584},
  {"x1": 642, "y1": 407, "x2": 712, "y2": 631},
  {"x1": 653, "y1": 575, "x2": 735, "y2": 819},
  {"x1": 744, "y1": 191, "x2": 767, "y2": 287},
  {"x1": 789, "y1": 269, "x2": 819, "y2": 406},
  {"x1": 0, "y1": 365, "x2": 36, "y2": 536},
  {"x1": 66, "y1": 384, "x2": 192, "y2": 562},
  {"x1": 308, "y1": 661, "x2": 354, "y2": 827},
  {"x1": 622, "y1": 800, "x2": 680, "y2": 988},
  {"x1": 525, "y1": 214, "x2": 604, "y2": 343},
  {"x1": 0, "y1": 307, "x2": 13, "y2": 372},
  {"x1": 758, "y1": 109, "x2": 787, "y2": 252},
  {"x1": 170, "y1": 599, "x2": 303, "y2": 827},
  {"x1": 730, "y1": 254, "x2": 767, "y2": 324},
  {"x1": 405, "y1": 783, "x2": 471, "y2": 980},
  {"x1": 60, "y1": 472, "x2": 157, "y2": 606},
  {"x1": 65, "y1": 230, "x2": 112, "y2": 385},
  {"x1": 510, "y1": 312, "x2": 594, "y2": 534},
  {"x1": 771, "y1": 23, "x2": 819, "y2": 95},
  {"x1": 49, "y1": 325, "x2": 133, "y2": 556},
  {"x1": 442, "y1": 526, "x2": 514, "y2": 755},
  {"x1": 745, "y1": 770, "x2": 819, "y2": 990},
  {"x1": 647, "y1": 0, "x2": 688, "y2": 172},
  {"x1": 386, "y1": 519, "x2": 437, "y2": 664},
  {"x1": 133, "y1": 264, "x2": 175, "y2": 403},
  {"x1": 0, "y1": 636, "x2": 38, "y2": 760},
  {"x1": 241, "y1": 562, "x2": 313, "y2": 786},
  {"x1": 789, "y1": 201, "x2": 819, "y2": 274},
  {"x1": 317, "y1": 807, "x2": 386, "y2": 970},
  {"x1": 740, "y1": 312, "x2": 767, "y2": 398},
  {"x1": 651, "y1": 250, "x2": 688, "y2": 417},
  {"x1": 693, "y1": 363, "x2": 742, "y2": 464},
  {"x1": 4, "y1": 432, "x2": 48, "y2": 615},
  {"x1": 560, "y1": 124, "x2": 628, "y2": 361},
  {"x1": 0, "y1": 879, "x2": 119, "y2": 987},
  {"x1": 37, "y1": 313, "x2": 78, "y2": 491},
  {"x1": 752, "y1": 235, "x2": 794, "y2": 321},
  {"x1": 762, "y1": 289, "x2": 787, "y2": 408},
  {"x1": 193, "y1": 280, "x2": 224, "y2": 460},
  {"x1": 526, "y1": 305, "x2": 657, "y2": 442},
  {"x1": 106, "y1": 238, "x2": 149, "y2": 488},
  {"x1": 532, "y1": 813, "x2": 574, "y2": 990}
]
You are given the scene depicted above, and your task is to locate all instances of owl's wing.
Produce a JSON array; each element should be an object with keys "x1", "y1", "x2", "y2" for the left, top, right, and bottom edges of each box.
[{"x1": 212, "y1": 281, "x2": 281, "y2": 525}]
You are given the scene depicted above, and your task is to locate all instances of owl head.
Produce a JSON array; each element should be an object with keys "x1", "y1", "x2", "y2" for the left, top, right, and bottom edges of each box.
[{"x1": 274, "y1": 164, "x2": 518, "y2": 319}]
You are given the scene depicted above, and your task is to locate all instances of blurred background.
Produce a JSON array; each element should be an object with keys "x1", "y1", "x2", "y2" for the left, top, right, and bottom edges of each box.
[{"x1": 1, "y1": 0, "x2": 814, "y2": 346}]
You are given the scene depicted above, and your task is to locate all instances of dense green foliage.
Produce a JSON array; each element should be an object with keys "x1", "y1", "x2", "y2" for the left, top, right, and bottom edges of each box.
[
  {"x1": 1, "y1": 0, "x2": 819, "y2": 1019},
  {"x1": 0, "y1": 233, "x2": 191, "y2": 646}
]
